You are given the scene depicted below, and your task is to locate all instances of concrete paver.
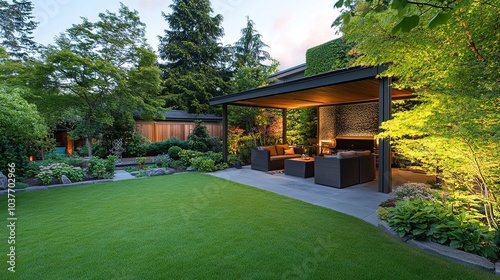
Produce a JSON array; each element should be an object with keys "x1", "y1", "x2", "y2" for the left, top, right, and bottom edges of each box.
[{"x1": 209, "y1": 166, "x2": 432, "y2": 226}]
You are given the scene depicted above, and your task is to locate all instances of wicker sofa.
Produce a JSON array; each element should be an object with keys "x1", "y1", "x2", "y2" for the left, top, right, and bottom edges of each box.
[
  {"x1": 314, "y1": 151, "x2": 375, "y2": 188},
  {"x1": 251, "y1": 144, "x2": 304, "y2": 171}
]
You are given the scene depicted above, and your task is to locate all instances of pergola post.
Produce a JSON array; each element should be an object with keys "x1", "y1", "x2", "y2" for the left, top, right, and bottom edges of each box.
[
  {"x1": 282, "y1": 108, "x2": 287, "y2": 144},
  {"x1": 378, "y1": 77, "x2": 392, "y2": 193},
  {"x1": 222, "y1": 104, "x2": 228, "y2": 162}
]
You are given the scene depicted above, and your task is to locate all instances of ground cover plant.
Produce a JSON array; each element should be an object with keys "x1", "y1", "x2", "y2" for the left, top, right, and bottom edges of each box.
[{"x1": 0, "y1": 174, "x2": 496, "y2": 279}]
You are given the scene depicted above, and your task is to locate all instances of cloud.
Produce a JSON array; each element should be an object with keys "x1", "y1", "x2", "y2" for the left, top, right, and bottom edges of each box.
[{"x1": 270, "y1": 14, "x2": 338, "y2": 70}]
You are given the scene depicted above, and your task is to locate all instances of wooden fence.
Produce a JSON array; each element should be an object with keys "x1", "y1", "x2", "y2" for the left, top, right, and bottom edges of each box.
[{"x1": 135, "y1": 121, "x2": 223, "y2": 142}]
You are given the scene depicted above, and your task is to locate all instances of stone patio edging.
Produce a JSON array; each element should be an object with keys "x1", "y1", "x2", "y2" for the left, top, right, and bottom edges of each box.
[{"x1": 378, "y1": 221, "x2": 498, "y2": 273}]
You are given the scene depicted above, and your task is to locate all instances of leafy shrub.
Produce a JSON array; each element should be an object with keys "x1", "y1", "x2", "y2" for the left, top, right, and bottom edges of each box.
[
  {"x1": 144, "y1": 137, "x2": 189, "y2": 156},
  {"x1": 188, "y1": 120, "x2": 212, "y2": 152},
  {"x1": 390, "y1": 183, "x2": 436, "y2": 201},
  {"x1": 36, "y1": 163, "x2": 85, "y2": 185},
  {"x1": 153, "y1": 153, "x2": 171, "y2": 168},
  {"x1": 190, "y1": 157, "x2": 215, "y2": 172},
  {"x1": 209, "y1": 136, "x2": 222, "y2": 152},
  {"x1": 179, "y1": 150, "x2": 204, "y2": 168},
  {"x1": 387, "y1": 199, "x2": 496, "y2": 258},
  {"x1": 87, "y1": 156, "x2": 116, "y2": 179},
  {"x1": 66, "y1": 157, "x2": 84, "y2": 168},
  {"x1": 124, "y1": 166, "x2": 138, "y2": 173},
  {"x1": 123, "y1": 132, "x2": 150, "y2": 157},
  {"x1": 167, "y1": 146, "x2": 183, "y2": 160},
  {"x1": 136, "y1": 157, "x2": 147, "y2": 169},
  {"x1": 204, "y1": 151, "x2": 223, "y2": 164}
]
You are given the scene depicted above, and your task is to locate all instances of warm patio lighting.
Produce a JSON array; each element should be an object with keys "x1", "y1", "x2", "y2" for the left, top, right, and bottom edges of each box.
[{"x1": 319, "y1": 139, "x2": 336, "y2": 154}]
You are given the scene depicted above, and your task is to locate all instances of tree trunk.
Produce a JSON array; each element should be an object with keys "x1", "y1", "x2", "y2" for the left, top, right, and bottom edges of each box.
[{"x1": 86, "y1": 137, "x2": 92, "y2": 157}]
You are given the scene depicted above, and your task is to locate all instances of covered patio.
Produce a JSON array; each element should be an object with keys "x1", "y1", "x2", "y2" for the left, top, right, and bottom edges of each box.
[{"x1": 209, "y1": 66, "x2": 415, "y2": 193}]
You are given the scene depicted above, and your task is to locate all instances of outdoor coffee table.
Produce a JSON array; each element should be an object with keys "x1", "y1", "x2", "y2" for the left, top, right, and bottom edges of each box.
[{"x1": 284, "y1": 157, "x2": 315, "y2": 178}]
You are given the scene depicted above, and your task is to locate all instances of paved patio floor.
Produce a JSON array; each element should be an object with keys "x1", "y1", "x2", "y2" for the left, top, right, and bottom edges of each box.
[{"x1": 209, "y1": 166, "x2": 433, "y2": 226}]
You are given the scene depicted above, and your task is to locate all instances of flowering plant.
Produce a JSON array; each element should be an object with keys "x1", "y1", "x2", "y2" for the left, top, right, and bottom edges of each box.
[
  {"x1": 36, "y1": 163, "x2": 85, "y2": 185},
  {"x1": 390, "y1": 183, "x2": 436, "y2": 201}
]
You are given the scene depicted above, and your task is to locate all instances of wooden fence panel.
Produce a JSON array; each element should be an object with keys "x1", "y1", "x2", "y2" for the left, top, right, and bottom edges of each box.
[
  {"x1": 136, "y1": 121, "x2": 222, "y2": 142},
  {"x1": 135, "y1": 122, "x2": 155, "y2": 142}
]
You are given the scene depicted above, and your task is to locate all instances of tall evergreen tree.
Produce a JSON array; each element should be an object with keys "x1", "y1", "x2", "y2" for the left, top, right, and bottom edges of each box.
[
  {"x1": 158, "y1": 0, "x2": 228, "y2": 114},
  {"x1": 228, "y1": 17, "x2": 278, "y2": 131},
  {"x1": 232, "y1": 16, "x2": 276, "y2": 69},
  {"x1": 0, "y1": 0, "x2": 38, "y2": 59}
]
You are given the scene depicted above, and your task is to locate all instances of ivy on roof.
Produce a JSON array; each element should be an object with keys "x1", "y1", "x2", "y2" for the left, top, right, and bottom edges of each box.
[{"x1": 304, "y1": 38, "x2": 355, "y2": 77}]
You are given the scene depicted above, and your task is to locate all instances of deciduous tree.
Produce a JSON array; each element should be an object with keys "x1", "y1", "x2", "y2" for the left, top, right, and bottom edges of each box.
[
  {"x1": 335, "y1": 0, "x2": 500, "y2": 225},
  {"x1": 36, "y1": 4, "x2": 163, "y2": 156}
]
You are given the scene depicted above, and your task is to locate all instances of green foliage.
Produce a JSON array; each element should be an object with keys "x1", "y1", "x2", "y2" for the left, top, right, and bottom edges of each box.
[
  {"x1": 286, "y1": 108, "x2": 317, "y2": 145},
  {"x1": 188, "y1": 120, "x2": 212, "y2": 152},
  {"x1": 87, "y1": 156, "x2": 116, "y2": 179},
  {"x1": 229, "y1": 16, "x2": 279, "y2": 94},
  {"x1": 390, "y1": 183, "x2": 437, "y2": 201},
  {"x1": 36, "y1": 163, "x2": 85, "y2": 185},
  {"x1": 92, "y1": 120, "x2": 151, "y2": 157},
  {"x1": 167, "y1": 146, "x2": 183, "y2": 160},
  {"x1": 189, "y1": 151, "x2": 227, "y2": 172},
  {"x1": 333, "y1": 0, "x2": 462, "y2": 32},
  {"x1": 338, "y1": 1, "x2": 500, "y2": 226},
  {"x1": 153, "y1": 153, "x2": 171, "y2": 168},
  {"x1": 387, "y1": 199, "x2": 496, "y2": 258},
  {"x1": 158, "y1": 0, "x2": 228, "y2": 113},
  {"x1": 136, "y1": 157, "x2": 147, "y2": 169},
  {"x1": 0, "y1": 136, "x2": 30, "y2": 177},
  {"x1": 0, "y1": 86, "x2": 49, "y2": 176},
  {"x1": 0, "y1": 0, "x2": 38, "y2": 58},
  {"x1": 34, "y1": 4, "x2": 163, "y2": 156},
  {"x1": 178, "y1": 150, "x2": 204, "y2": 168},
  {"x1": 124, "y1": 166, "x2": 138, "y2": 173},
  {"x1": 189, "y1": 157, "x2": 215, "y2": 172},
  {"x1": 144, "y1": 137, "x2": 189, "y2": 156},
  {"x1": 304, "y1": 38, "x2": 354, "y2": 76}
]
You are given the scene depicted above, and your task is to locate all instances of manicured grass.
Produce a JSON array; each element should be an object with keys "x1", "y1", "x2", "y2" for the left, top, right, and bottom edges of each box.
[{"x1": 1, "y1": 173, "x2": 496, "y2": 279}]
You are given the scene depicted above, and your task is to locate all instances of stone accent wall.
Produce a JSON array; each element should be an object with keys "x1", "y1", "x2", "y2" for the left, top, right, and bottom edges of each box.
[{"x1": 319, "y1": 102, "x2": 379, "y2": 140}]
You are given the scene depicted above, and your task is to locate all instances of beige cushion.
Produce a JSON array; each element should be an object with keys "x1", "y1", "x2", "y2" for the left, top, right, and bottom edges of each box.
[
  {"x1": 275, "y1": 144, "x2": 289, "y2": 155},
  {"x1": 260, "y1": 145, "x2": 277, "y2": 156},
  {"x1": 284, "y1": 147, "x2": 295, "y2": 155},
  {"x1": 270, "y1": 154, "x2": 301, "y2": 161},
  {"x1": 323, "y1": 155, "x2": 337, "y2": 158},
  {"x1": 355, "y1": 150, "x2": 372, "y2": 157},
  {"x1": 337, "y1": 151, "x2": 357, "y2": 159}
]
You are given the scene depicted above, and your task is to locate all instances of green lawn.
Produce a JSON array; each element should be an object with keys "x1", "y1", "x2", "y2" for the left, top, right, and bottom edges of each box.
[{"x1": 1, "y1": 173, "x2": 496, "y2": 279}]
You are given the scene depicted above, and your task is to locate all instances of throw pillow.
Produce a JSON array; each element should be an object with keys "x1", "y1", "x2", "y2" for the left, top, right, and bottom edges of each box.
[
  {"x1": 261, "y1": 145, "x2": 278, "y2": 156},
  {"x1": 284, "y1": 147, "x2": 295, "y2": 155},
  {"x1": 275, "y1": 144, "x2": 289, "y2": 155}
]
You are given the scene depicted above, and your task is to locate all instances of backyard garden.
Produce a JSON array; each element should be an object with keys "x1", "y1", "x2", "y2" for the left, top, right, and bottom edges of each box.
[
  {"x1": 1, "y1": 0, "x2": 499, "y2": 278},
  {"x1": 1, "y1": 173, "x2": 497, "y2": 279}
]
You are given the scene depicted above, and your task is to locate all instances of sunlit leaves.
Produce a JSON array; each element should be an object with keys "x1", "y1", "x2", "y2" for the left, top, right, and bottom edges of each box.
[
  {"x1": 428, "y1": 11, "x2": 452, "y2": 29},
  {"x1": 392, "y1": 15, "x2": 420, "y2": 33}
]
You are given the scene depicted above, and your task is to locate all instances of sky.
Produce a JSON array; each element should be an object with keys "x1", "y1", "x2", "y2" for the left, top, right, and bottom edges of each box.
[{"x1": 32, "y1": 0, "x2": 341, "y2": 70}]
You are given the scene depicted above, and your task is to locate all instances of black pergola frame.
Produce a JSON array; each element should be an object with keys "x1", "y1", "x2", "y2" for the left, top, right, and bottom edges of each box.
[{"x1": 210, "y1": 66, "x2": 414, "y2": 193}]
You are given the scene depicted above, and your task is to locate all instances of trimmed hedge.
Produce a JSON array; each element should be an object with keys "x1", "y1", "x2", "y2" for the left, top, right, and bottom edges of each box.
[{"x1": 144, "y1": 138, "x2": 190, "y2": 156}]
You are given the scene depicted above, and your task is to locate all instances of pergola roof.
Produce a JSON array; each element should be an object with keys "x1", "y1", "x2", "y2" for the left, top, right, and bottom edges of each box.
[{"x1": 210, "y1": 66, "x2": 414, "y2": 108}]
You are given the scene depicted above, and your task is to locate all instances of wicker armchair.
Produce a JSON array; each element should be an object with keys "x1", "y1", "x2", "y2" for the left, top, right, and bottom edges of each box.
[{"x1": 314, "y1": 156, "x2": 360, "y2": 188}]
